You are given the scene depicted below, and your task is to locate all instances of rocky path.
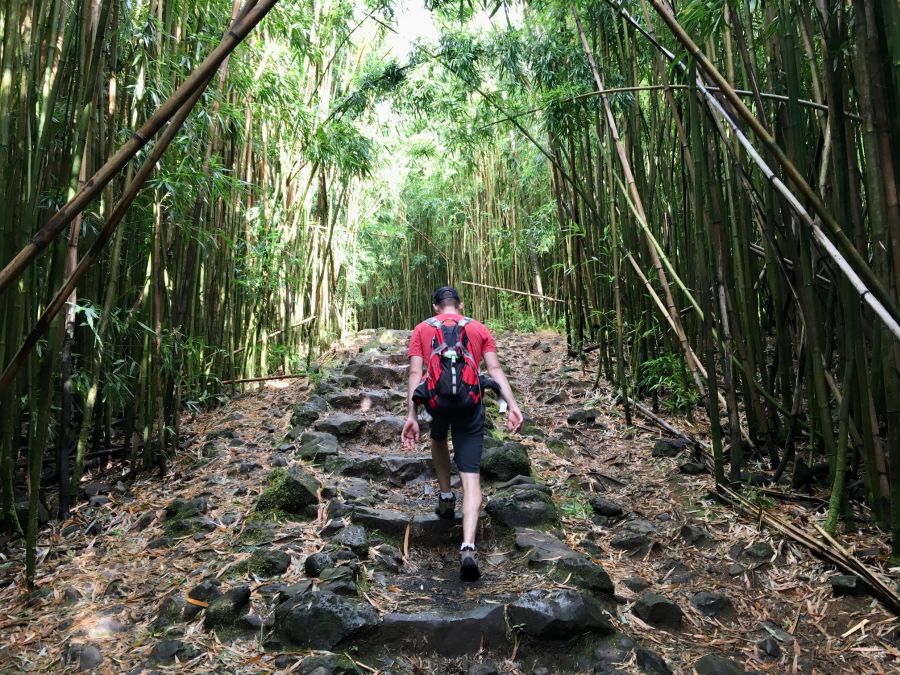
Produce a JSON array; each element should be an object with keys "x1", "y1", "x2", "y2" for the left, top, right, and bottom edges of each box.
[{"x1": 1, "y1": 330, "x2": 896, "y2": 673}]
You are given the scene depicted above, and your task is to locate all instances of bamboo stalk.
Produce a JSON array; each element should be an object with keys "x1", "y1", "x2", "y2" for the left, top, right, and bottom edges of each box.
[{"x1": 0, "y1": 0, "x2": 280, "y2": 298}]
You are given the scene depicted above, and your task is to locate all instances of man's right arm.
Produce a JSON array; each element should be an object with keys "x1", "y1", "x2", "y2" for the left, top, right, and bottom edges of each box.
[
  {"x1": 402, "y1": 355, "x2": 424, "y2": 449},
  {"x1": 406, "y1": 355, "x2": 424, "y2": 419}
]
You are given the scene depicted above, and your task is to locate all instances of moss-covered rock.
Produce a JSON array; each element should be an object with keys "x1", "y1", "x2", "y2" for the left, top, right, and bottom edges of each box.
[
  {"x1": 290, "y1": 395, "x2": 328, "y2": 428},
  {"x1": 257, "y1": 466, "x2": 319, "y2": 514},
  {"x1": 274, "y1": 590, "x2": 377, "y2": 649},
  {"x1": 163, "y1": 497, "x2": 216, "y2": 537},
  {"x1": 234, "y1": 548, "x2": 292, "y2": 578},
  {"x1": 485, "y1": 486, "x2": 558, "y2": 529},
  {"x1": 204, "y1": 586, "x2": 251, "y2": 630},
  {"x1": 481, "y1": 442, "x2": 531, "y2": 481}
]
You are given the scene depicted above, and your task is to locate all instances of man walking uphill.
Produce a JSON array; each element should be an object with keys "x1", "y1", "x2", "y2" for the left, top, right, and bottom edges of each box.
[{"x1": 401, "y1": 286, "x2": 523, "y2": 581}]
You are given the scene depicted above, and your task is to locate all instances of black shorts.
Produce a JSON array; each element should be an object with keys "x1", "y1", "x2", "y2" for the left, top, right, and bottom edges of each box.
[{"x1": 429, "y1": 404, "x2": 485, "y2": 473}]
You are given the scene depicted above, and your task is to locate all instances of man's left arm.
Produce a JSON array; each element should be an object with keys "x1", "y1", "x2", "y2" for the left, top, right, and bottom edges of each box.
[{"x1": 483, "y1": 351, "x2": 523, "y2": 432}]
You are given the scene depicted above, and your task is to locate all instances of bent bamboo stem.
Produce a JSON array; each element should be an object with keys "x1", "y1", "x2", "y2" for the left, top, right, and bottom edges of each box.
[{"x1": 0, "y1": 0, "x2": 280, "y2": 298}]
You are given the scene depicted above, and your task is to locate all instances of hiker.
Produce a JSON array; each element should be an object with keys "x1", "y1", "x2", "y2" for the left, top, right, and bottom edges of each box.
[{"x1": 401, "y1": 286, "x2": 523, "y2": 581}]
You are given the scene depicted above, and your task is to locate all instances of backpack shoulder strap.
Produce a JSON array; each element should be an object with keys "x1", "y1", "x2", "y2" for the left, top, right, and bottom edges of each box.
[{"x1": 425, "y1": 317, "x2": 443, "y2": 328}]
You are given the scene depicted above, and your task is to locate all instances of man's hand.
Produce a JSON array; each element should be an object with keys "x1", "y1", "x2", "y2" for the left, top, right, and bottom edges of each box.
[
  {"x1": 401, "y1": 417, "x2": 420, "y2": 449},
  {"x1": 506, "y1": 404, "x2": 524, "y2": 433}
]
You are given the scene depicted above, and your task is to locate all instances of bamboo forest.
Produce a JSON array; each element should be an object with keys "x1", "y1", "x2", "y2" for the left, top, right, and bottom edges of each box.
[{"x1": 1, "y1": 0, "x2": 899, "y2": 671}]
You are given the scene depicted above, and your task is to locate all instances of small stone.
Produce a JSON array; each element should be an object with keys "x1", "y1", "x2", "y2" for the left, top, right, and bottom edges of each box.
[
  {"x1": 636, "y1": 647, "x2": 671, "y2": 674},
  {"x1": 67, "y1": 643, "x2": 103, "y2": 671},
  {"x1": 154, "y1": 594, "x2": 202, "y2": 630},
  {"x1": 622, "y1": 517, "x2": 656, "y2": 535},
  {"x1": 188, "y1": 579, "x2": 221, "y2": 603},
  {"x1": 691, "y1": 591, "x2": 733, "y2": 618},
  {"x1": 257, "y1": 465, "x2": 320, "y2": 514},
  {"x1": 590, "y1": 496, "x2": 624, "y2": 518},
  {"x1": 610, "y1": 532, "x2": 650, "y2": 552},
  {"x1": 371, "y1": 544, "x2": 403, "y2": 573},
  {"x1": 204, "y1": 586, "x2": 251, "y2": 629},
  {"x1": 651, "y1": 437, "x2": 692, "y2": 457},
  {"x1": 757, "y1": 637, "x2": 781, "y2": 658},
  {"x1": 82, "y1": 481, "x2": 111, "y2": 497},
  {"x1": 290, "y1": 396, "x2": 328, "y2": 428},
  {"x1": 246, "y1": 548, "x2": 292, "y2": 577},
  {"x1": 495, "y1": 475, "x2": 536, "y2": 489},
  {"x1": 332, "y1": 524, "x2": 369, "y2": 557},
  {"x1": 679, "y1": 523, "x2": 713, "y2": 547},
  {"x1": 567, "y1": 409, "x2": 601, "y2": 426},
  {"x1": 270, "y1": 455, "x2": 288, "y2": 467},
  {"x1": 146, "y1": 536, "x2": 172, "y2": 549},
  {"x1": 830, "y1": 574, "x2": 869, "y2": 597},
  {"x1": 304, "y1": 552, "x2": 334, "y2": 577},
  {"x1": 468, "y1": 663, "x2": 499, "y2": 675},
  {"x1": 758, "y1": 620, "x2": 795, "y2": 645},
  {"x1": 632, "y1": 593, "x2": 683, "y2": 628},
  {"x1": 276, "y1": 581, "x2": 314, "y2": 603},
  {"x1": 693, "y1": 653, "x2": 749, "y2": 675},
  {"x1": 88, "y1": 496, "x2": 109, "y2": 507},
  {"x1": 87, "y1": 616, "x2": 124, "y2": 638},
  {"x1": 742, "y1": 541, "x2": 775, "y2": 561},
  {"x1": 727, "y1": 563, "x2": 746, "y2": 576},
  {"x1": 678, "y1": 461, "x2": 706, "y2": 475},
  {"x1": 150, "y1": 640, "x2": 183, "y2": 664},
  {"x1": 623, "y1": 576, "x2": 649, "y2": 592}
]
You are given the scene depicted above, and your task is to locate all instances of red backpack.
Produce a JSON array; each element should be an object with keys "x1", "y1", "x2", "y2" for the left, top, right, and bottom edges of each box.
[{"x1": 413, "y1": 317, "x2": 482, "y2": 411}]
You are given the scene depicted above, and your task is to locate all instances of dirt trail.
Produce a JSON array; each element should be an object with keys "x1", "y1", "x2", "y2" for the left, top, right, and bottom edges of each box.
[{"x1": 1, "y1": 330, "x2": 896, "y2": 673}]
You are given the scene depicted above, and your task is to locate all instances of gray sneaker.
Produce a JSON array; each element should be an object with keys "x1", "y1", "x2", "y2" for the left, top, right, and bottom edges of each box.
[
  {"x1": 460, "y1": 545, "x2": 481, "y2": 581},
  {"x1": 435, "y1": 492, "x2": 456, "y2": 519}
]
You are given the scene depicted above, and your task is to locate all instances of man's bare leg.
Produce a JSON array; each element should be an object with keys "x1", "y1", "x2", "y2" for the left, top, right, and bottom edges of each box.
[
  {"x1": 459, "y1": 472, "x2": 482, "y2": 545},
  {"x1": 431, "y1": 438, "x2": 452, "y2": 494}
]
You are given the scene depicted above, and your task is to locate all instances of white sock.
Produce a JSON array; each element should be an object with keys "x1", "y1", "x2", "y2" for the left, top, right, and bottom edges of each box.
[
  {"x1": 440, "y1": 491, "x2": 454, "y2": 499},
  {"x1": 461, "y1": 542, "x2": 475, "y2": 550}
]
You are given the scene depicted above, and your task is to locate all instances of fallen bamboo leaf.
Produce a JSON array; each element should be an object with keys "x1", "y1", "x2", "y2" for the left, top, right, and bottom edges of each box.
[
  {"x1": 185, "y1": 597, "x2": 209, "y2": 608},
  {"x1": 841, "y1": 619, "x2": 869, "y2": 639}
]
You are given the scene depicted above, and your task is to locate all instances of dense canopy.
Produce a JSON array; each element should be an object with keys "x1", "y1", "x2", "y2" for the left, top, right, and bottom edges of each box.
[{"x1": 1, "y1": 0, "x2": 899, "y2": 608}]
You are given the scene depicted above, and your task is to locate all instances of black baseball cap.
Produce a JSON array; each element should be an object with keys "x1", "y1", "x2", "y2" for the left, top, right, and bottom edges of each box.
[{"x1": 433, "y1": 286, "x2": 461, "y2": 304}]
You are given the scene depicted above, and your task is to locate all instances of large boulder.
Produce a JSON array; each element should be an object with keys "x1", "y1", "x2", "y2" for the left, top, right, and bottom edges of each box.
[
  {"x1": 481, "y1": 442, "x2": 531, "y2": 481},
  {"x1": 486, "y1": 486, "x2": 558, "y2": 529},
  {"x1": 274, "y1": 591, "x2": 378, "y2": 649},
  {"x1": 507, "y1": 589, "x2": 614, "y2": 639},
  {"x1": 257, "y1": 466, "x2": 320, "y2": 514},
  {"x1": 379, "y1": 605, "x2": 508, "y2": 656}
]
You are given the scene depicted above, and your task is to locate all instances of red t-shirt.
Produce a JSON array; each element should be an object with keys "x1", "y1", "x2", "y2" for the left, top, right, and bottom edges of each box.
[{"x1": 408, "y1": 313, "x2": 497, "y2": 367}]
